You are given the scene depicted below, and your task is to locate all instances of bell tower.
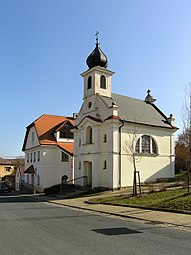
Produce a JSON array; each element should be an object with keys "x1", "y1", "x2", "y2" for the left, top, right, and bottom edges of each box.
[{"x1": 81, "y1": 33, "x2": 114, "y2": 99}]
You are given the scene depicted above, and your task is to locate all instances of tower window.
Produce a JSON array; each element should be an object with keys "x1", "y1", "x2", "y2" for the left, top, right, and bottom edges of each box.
[
  {"x1": 87, "y1": 76, "x2": 92, "y2": 90},
  {"x1": 103, "y1": 160, "x2": 107, "y2": 169},
  {"x1": 100, "y1": 75, "x2": 106, "y2": 89}
]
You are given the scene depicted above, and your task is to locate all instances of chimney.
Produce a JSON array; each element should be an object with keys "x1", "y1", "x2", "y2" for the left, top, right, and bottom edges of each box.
[{"x1": 73, "y1": 113, "x2": 78, "y2": 119}]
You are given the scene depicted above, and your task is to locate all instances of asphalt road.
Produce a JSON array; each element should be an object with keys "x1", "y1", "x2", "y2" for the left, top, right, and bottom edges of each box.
[{"x1": 0, "y1": 193, "x2": 190, "y2": 255}]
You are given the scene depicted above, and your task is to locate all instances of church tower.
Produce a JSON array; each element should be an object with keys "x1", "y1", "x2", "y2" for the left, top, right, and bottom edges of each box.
[{"x1": 81, "y1": 33, "x2": 114, "y2": 99}]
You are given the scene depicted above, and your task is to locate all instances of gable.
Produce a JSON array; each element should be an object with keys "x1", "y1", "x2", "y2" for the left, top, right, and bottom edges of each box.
[
  {"x1": 22, "y1": 114, "x2": 75, "y2": 153},
  {"x1": 24, "y1": 126, "x2": 40, "y2": 150}
]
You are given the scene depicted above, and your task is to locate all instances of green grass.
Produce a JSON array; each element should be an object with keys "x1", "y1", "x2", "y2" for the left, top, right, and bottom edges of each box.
[{"x1": 90, "y1": 188, "x2": 191, "y2": 212}]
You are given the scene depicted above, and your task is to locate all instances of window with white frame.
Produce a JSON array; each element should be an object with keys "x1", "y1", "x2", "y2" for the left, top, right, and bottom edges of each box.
[
  {"x1": 60, "y1": 123, "x2": 74, "y2": 139},
  {"x1": 103, "y1": 134, "x2": 107, "y2": 143},
  {"x1": 100, "y1": 75, "x2": 106, "y2": 89},
  {"x1": 135, "y1": 135, "x2": 157, "y2": 154},
  {"x1": 5, "y1": 167, "x2": 11, "y2": 172},
  {"x1": 27, "y1": 153, "x2": 29, "y2": 162},
  {"x1": 37, "y1": 151, "x2": 40, "y2": 161},
  {"x1": 61, "y1": 151, "x2": 69, "y2": 162},
  {"x1": 32, "y1": 132, "x2": 34, "y2": 142},
  {"x1": 37, "y1": 175, "x2": 40, "y2": 186}
]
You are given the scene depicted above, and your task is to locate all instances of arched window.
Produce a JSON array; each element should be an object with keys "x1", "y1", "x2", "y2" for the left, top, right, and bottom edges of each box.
[
  {"x1": 86, "y1": 126, "x2": 93, "y2": 144},
  {"x1": 61, "y1": 175, "x2": 68, "y2": 183},
  {"x1": 100, "y1": 75, "x2": 106, "y2": 89},
  {"x1": 87, "y1": 76, "x2": 92, "y2": 90},
  {"x1": 135, "y1": 135, "x2": 157, "y2": 154}
]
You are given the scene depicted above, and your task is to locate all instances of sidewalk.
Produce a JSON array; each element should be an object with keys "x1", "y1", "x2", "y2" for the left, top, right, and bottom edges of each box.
[{"x1": 30, "y1": 190, "x2": 191, "y2": 232}]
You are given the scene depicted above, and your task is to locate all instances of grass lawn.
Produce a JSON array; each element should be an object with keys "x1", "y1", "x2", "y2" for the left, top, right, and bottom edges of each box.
[{"x1": 90, "y1": 188, "x2": 191, "y2": 212}]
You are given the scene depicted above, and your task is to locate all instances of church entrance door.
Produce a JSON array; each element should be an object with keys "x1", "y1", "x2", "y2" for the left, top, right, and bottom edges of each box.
[{"x1": 84, "y1": 161, "x2": 92, "y2": 188}]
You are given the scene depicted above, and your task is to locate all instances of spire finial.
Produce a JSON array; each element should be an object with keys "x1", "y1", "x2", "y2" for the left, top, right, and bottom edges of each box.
[
  {"x1": 95, "y1": 31, "x2": 99, "y2": 45},
  {"x1": 145, "y1": 89, "x2": 156, "y2": 103}
]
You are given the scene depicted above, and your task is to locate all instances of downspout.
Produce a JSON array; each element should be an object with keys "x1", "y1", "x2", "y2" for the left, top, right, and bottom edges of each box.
[
  {"x1": 71, "y1": 156, "x2": 74, "y2": 184},
  {"x1": 118, "y1": 120, "x2": 125, "y2": 189}
]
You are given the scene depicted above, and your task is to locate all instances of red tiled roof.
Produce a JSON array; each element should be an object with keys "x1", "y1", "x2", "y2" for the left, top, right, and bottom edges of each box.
[
  {"x1": 58, "y1": 143, "x2": 74, "y2": 155},
  {"x1": 22, "y1": 114, "x2": 74, "y2": 155},
  {"x1": 34, "y1": 114, "x2": 74, "y2": 137}
]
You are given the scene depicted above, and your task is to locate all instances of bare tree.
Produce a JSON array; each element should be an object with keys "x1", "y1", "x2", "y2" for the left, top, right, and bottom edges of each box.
[
  {"x1": 123, "y1": 126, "x2": 142, "y2": 196},
  {"x1": 181, "y1": 84, "x2": 191, "y2": 193}
]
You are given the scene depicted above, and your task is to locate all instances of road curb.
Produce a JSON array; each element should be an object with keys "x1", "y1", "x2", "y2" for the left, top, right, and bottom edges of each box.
[
  {"x1": 27, "y1": 195, "x2": 191, "y2": 230},
  {"x1": 85, "y1": 200, "x2": 191, "y2": 216}
]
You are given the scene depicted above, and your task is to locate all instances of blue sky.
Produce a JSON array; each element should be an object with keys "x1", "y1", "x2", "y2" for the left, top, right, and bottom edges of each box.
[{"x1": 0, "y1": 0, "x2": 191, "y2": 157}]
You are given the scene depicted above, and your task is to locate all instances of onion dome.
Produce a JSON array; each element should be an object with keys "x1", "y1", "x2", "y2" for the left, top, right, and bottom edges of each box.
[{"x1": 86, "y1": 34, "x2": 108, "y2": 69}]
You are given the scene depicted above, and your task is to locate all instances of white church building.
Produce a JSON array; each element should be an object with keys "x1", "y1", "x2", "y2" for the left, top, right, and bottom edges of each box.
[{"x1": 73, "y1": 37, "x2": 178, "y2": 190}]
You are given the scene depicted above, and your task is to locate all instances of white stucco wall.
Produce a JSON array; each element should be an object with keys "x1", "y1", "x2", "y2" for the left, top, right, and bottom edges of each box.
[
  {"x1": 25, "y1": 126, "x2": 40, "y2": 149},
  {"x1": 120, "y1": 124, "x2": 175, "y2": 187},
  {"x1": 74, "y1": 118, "x2": 175, "y2": 189},
  {"x1": 24, "y1": 133, "x2": 74, "y2": 190}
]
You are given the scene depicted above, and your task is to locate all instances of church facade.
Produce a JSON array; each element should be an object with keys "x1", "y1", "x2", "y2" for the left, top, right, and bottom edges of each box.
[{"x1": 73, "y1": 38, "x2": 177, "y2": 190}]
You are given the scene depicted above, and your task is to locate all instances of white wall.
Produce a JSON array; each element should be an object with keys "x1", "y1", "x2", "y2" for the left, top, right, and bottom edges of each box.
[
  {"x1": 25, "y1": 126, "x2": 40, "y2": 149},
  {"x1": 120, "y1": 123, "x2": 175, "y2": 187},
  {"x1": 24, "y1": 145, "x2": 74, "y2": 190}
]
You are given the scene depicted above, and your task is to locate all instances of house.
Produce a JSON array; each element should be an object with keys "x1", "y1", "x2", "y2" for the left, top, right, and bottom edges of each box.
[
  {"x1": 22, "y1": 114, "x2": 74, "y2": 192},
  {"x1": 0, "y1": 157, "x2": 16, "y2": 181},
  {"x1": 73, "y1": 38, "x2": 178, "y2": 190},
  {"x1": 0, "y1": 157, "x2": 24, "y2": 190}
]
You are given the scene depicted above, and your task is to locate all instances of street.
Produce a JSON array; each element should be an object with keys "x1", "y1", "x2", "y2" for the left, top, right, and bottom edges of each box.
[{"x1": 0, "y1": 194, "x2": 190, "y2": 255}]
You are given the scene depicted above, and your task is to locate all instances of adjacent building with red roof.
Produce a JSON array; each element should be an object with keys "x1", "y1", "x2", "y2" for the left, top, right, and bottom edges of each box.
[{"x1": 22, "y1": 114, "x2": 74, "y2": 192}]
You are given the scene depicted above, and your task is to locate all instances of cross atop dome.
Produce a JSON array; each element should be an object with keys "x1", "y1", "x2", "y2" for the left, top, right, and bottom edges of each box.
[
  {"x1": 95, "y1": 31, "x2": 99, "y2": 45},
  {"x1": 86, "y1": 32, "x2": 108, "y2": 69}
]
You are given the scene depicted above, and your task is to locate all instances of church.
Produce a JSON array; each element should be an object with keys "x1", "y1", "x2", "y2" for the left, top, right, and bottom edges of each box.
[{"x1": 73, "y1": 36, "x2": 178, "y2": 190}]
